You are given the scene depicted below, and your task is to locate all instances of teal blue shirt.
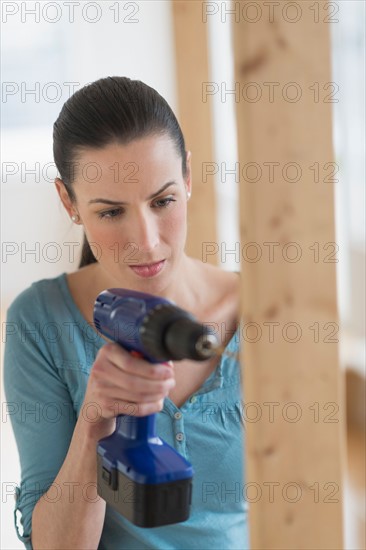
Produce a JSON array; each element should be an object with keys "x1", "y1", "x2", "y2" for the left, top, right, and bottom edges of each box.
[{"x1": 4, "y1": 274, "x2": 249, "y2": 549}]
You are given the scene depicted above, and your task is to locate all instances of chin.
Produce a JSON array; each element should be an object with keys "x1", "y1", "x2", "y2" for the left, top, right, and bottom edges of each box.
[{"x1": 120, "y1": 261, "x2": 168, "y2": 285}]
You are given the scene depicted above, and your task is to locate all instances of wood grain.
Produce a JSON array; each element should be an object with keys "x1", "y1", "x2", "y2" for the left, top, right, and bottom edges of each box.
[{"x1": 233, "y1": 2, "x2": 345, "y2": 547}]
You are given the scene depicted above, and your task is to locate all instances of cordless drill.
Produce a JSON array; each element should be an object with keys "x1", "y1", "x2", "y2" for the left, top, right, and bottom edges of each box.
[{"x1": 93, "y1": 288, "x2": 219, "y2": 528}]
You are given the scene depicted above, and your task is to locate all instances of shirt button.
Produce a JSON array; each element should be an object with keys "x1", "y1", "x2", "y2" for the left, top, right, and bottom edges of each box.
[
  {"x1": 189, "y1": 395, "x2": 197, "y2": 403},
  {"x1": 174, "y1": 412, "x2": 182, "y2": 420},
  {"x1": 176, "y1": 432, "x2": 184, "y2": 442}
]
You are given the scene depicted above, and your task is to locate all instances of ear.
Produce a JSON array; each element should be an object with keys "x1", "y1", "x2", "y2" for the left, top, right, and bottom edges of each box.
[
  {"x1": 185, "y1": 151, "x2": 192, "y2": 196},
  {"x1": 54, "y1": 178, "x2": 76, "y2": 219}
]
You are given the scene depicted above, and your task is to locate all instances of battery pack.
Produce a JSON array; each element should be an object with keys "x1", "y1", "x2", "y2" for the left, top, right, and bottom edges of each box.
[
  {"x1": 97, "y1": 454, "x2": 193, "y2": 527},
  {"x1": 96, "y1": 414, "x2": 194, "y2": 528}
]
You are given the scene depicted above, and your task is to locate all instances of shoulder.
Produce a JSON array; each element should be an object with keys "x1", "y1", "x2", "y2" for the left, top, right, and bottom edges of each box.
[
  {"x1": 6, "y1": 274, "x2": 66, "y2": 323},
  {"x1": 195, "y1": 259, "x2": 240, "y2": 297},
  {"x1": 4, "y1": 276, "x2": 68, "y2": 370},
  {"x1": 188, "y1": 259, "x2": 240, "y2": 322}
]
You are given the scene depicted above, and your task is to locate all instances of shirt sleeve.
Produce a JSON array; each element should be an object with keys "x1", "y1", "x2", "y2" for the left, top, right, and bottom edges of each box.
[{"x1": 3, "y1": 286, "x2": 77, "y2": 549}]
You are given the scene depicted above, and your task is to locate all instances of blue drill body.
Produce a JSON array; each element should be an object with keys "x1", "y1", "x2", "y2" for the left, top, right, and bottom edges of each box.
[{"x1": 93, "y1": 288, "x2": 219, "y2": 528}]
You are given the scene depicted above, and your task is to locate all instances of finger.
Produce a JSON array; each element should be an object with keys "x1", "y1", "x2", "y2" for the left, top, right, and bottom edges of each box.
[
  {"x1": 111, "y1": 378, "x2": 175, "y2": 403},
  {"x1": 101, "y1": 366, "x2": 176, "y2": 396},
  {"x1": 104, "y1": 344, "x2": 175, "y2": 380},
  {"x1": 111, "y1": 399, "x2": 165, "y2": 417}
]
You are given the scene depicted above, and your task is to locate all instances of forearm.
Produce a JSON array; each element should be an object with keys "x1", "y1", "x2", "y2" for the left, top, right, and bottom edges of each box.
[{"x1": 31, "y1": 414, "x2": 114, "y2": 550}]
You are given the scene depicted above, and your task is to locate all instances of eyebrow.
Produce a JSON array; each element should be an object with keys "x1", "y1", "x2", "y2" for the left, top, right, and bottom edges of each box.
[{"x1": 88, "y1": 181, "x2": 178, "y2": 206}]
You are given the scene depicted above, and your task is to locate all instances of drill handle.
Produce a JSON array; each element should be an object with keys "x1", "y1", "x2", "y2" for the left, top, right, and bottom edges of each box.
[
  {"x1": 116, "y1": 413, "x2": 157, "y2": 440},
  {"x1": 114, "y1": 349, "x2": 164, "y2": 441}
]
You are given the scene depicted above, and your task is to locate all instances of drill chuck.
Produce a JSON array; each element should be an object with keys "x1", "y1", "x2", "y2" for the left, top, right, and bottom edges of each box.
[
  {"x1": 140, "y1": 303, "x2": 219, "y2": 361},
  {"x1": 94, "y1": 289, "x2": 219, "y2": 362},
  {"x1": 195, "y1": 332, "x2": 219, "y2": 358}
]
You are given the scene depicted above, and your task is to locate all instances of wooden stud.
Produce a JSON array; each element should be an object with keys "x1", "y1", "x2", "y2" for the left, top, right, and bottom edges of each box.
[
  {"x1": 172, "y1": 0, "x2": 218, "y2": 263},
  {"x1": 233, "y1": 2, "x2": 346, "y2": 548}
]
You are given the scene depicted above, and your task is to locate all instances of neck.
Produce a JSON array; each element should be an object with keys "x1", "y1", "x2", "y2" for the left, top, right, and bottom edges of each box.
[{"x1": 89, "y1": 255, "x2": 201, "y2": 314}]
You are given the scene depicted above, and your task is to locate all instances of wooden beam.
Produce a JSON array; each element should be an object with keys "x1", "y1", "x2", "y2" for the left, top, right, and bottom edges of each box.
[
  {"x1": 172, "y1": 0, "x2": 217, "y2": 263},
  {"x1": 233, "y1": 2, "x2": 345, "y2": 548}
]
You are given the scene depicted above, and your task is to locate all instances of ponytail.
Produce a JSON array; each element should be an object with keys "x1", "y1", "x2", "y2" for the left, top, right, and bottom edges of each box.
[{"x1": 79, "y1": 234, "x2": 97, "y2": 268}]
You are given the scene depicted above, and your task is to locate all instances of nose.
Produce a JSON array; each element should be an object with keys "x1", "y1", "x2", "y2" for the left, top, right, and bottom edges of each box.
[{"x1": 127, "y1": 209, "x2": 160, "y2": 256}]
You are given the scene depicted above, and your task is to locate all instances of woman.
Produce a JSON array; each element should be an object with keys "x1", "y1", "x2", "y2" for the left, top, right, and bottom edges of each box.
[{"x1": 4, "y1": 76, "x2": 248, "y2": 549}]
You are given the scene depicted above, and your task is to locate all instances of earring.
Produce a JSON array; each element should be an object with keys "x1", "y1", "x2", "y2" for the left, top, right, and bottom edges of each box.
[
  {"x1": 71, "y1": 214, "x2": 80, "y2": 223},
  {"x1": 187, "y1": 191, "x2": 191, "y2": 200}
]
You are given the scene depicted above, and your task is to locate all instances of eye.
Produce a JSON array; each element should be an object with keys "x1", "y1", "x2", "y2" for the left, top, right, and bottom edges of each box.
[
  {"x1": 98, "y1": 208, "x2": 124, "y2": 220},
  {"x1": 153, "y1": 197, "x2": 176, "y2": 208}
]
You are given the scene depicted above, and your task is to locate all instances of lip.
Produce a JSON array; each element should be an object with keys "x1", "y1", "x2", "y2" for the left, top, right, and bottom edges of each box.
[{"x1": 129, "y1": 260, "x2": 166, "y2": 278}]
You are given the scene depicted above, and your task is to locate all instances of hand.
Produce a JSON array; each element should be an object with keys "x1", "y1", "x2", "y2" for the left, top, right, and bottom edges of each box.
[{"x1": 80, "y1": 343, "x2": 176, "y2": 436}]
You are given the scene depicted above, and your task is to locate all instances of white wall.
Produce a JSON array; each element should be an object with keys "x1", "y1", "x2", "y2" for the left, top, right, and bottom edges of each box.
[{"x1": 1, "y1": 1, "x2": 179, "y2": 311}]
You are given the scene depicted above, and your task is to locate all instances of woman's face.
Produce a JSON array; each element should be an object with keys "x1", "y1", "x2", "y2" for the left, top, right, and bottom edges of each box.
[{"x1": 58, "y1": 134, "x2": 192, "y2": 293}]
